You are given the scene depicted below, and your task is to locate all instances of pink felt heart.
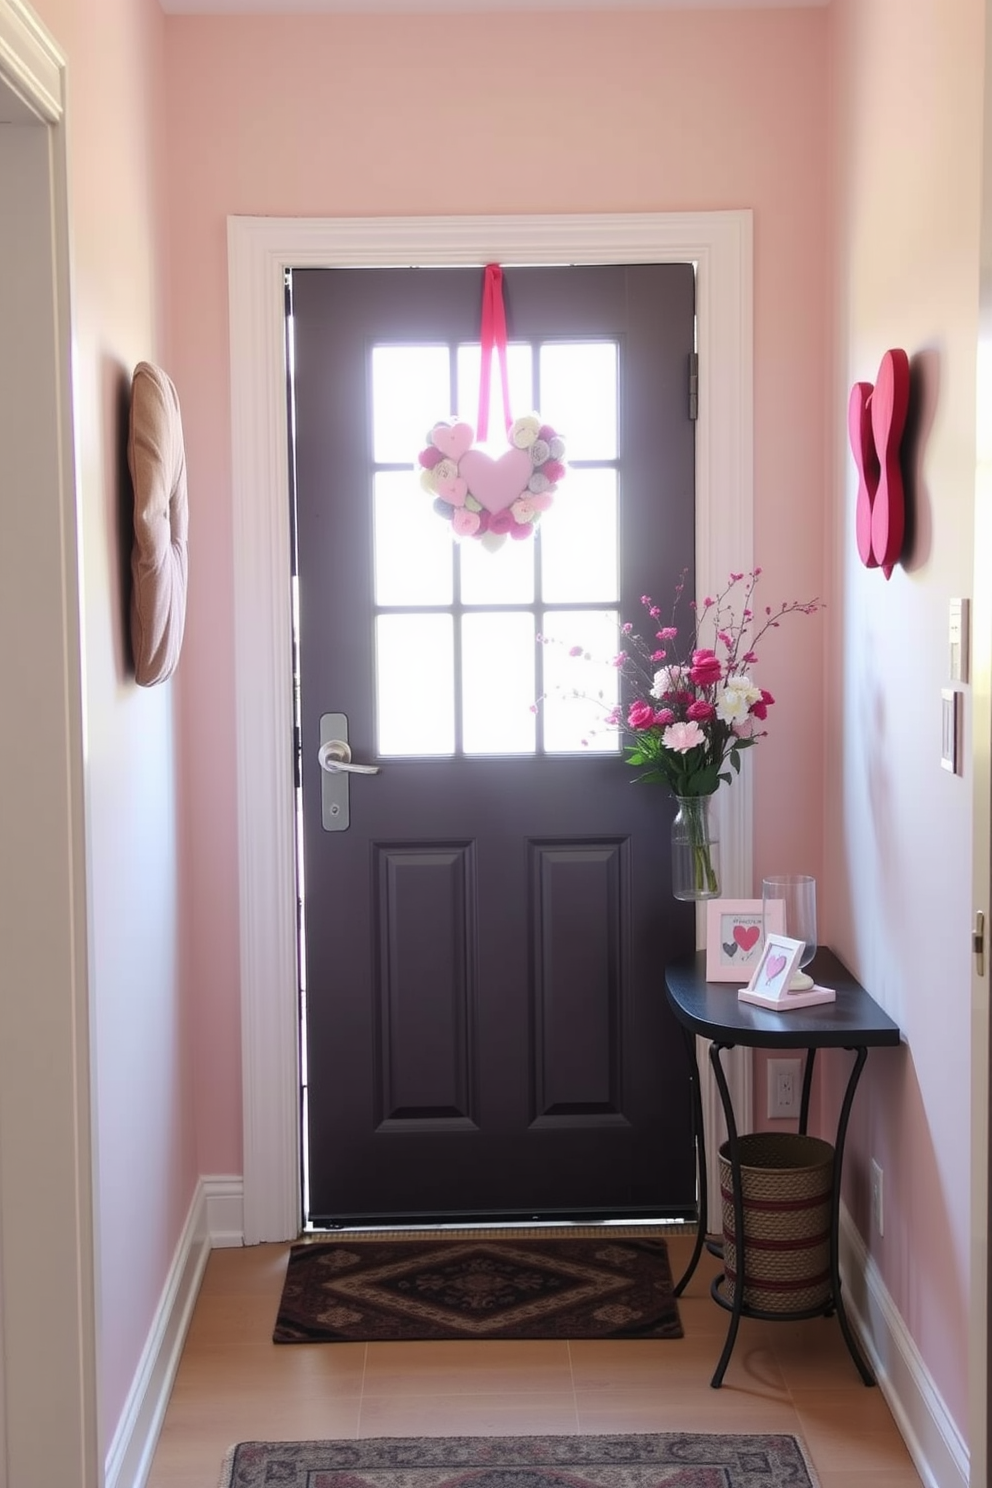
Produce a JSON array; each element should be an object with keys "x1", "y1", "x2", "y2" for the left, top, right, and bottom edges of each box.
[
  {"x1": 734, "y1": 924, "x2": 760, "y2": 954},
  {"x1": 459, "y1": 447, "x2": 532, "y2": 515},
  {"x1": 432, "y1": 421, "x2": 474, "y2": 462},
  {"x1": 765, "y1": 953, "x2": 787, "y2": 984},
  {"x1": 436, "y1": 475, "x2": 468, "y2": 506}
]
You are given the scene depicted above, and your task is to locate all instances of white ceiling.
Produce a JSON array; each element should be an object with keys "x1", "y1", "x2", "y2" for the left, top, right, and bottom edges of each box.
[{"x1": 160, "y1": 0, "x2": 827, "y2": 15}]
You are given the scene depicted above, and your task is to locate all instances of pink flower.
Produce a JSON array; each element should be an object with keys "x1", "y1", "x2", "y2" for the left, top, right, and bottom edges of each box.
[
  {"x1": 569, "y1": 645, "x2": 584, "y2": 657},
  {"x1": 750, "y1": 688, "x2": 775, "y2": 720},
  {"x1": 657, "y1": 626, "x2": 678, "y2": 640},
  {"x1": 687, "y1": 700, "x2": 716, "y2": 723},
  {"x1": 452, "y1": 508, "x2": 481, "y2": 538},
  {"x1": 653, "y1": 708, "x2": 675, "y2": 726},
  {"x1": 689, "y1": 649, "x2": 723, "y2": 686},
  {"x1": 662, "y1": 720, "x2": 706, "y2": 754},
  {"x1": 488, "y1": 509, "x2": 515, "y2": 535},
  {"x1": 627, "y1": 700, "x2": 657, "y2": 731},
  {"x1": 650, "y1": 650, "x2": 666, "y2": 662},
  {"x1": 651, "y1": 664, "x2": 688, "y2": 698}
]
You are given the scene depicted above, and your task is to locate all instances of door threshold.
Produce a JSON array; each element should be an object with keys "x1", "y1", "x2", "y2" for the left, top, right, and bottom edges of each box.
[{"x1": 300, "y1": 1218, "x2": 698, "y2": 1241}]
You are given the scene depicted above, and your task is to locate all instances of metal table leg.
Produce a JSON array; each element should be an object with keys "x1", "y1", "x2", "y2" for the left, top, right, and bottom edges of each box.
[
  {"x1": 673, "y1": 1023, "x2": 707, "y2": 1297},
  {"x1": 708, "y1": 1040, "x2": 743, "y2": 1387}
]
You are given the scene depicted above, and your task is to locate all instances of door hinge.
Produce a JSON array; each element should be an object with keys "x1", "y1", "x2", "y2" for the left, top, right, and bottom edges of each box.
[
  {"x1": 688, "y1": 352, "x2": 699, "y2": 421},
  {"x1": 974, "y1": 910, "x2": 986, "y2": 977}
]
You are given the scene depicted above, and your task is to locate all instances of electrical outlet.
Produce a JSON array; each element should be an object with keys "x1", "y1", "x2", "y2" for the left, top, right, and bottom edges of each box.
[
  {"x1": 767, "y1": 1057, "x2": 802, "y2": 1119},
  {"x1": 871, "y1": 1158, "x2": 884, "y2": 1236}
]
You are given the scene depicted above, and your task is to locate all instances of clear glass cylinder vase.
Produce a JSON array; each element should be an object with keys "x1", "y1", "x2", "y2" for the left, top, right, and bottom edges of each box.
[{"x1": 671, "y1": 794, "x2": 720, "y2": 901}]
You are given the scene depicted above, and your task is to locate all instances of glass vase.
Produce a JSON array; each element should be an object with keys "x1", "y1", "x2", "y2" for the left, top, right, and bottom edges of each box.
[{"x1": 671, "y1": 794, "x2": 720, "y2": 901}]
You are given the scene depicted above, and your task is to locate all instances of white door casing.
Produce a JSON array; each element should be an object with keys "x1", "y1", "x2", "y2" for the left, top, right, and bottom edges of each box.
[
  {"x1": 227, "y1": 211, "x2": 755, "y2": 1243},
  {"x1": 0, "y1": 3, "x2": 99, "y2": 1485}
]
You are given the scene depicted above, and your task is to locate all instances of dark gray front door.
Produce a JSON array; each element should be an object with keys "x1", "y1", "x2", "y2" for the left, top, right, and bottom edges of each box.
[{"x1": 289, "y1": 263, "x2": 697, "y2": 1225}]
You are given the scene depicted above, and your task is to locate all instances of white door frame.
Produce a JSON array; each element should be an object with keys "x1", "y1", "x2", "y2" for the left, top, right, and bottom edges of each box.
[
  {"x1": 0, "y1": 3, "x2": 99, "y2": 1484},
  {"x1": 227, "y1": 210, "x2": 755, "y2": 1243}
]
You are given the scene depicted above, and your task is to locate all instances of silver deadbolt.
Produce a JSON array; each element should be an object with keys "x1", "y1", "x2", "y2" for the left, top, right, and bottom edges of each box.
[{"x1": 318, "y1": 714, "x2": 379, "y2": 832}]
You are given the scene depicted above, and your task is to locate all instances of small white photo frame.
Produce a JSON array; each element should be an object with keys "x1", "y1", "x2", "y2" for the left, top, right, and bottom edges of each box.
[
  {"x1": 705, "y1": 898, "x2": 785, "y2": 982},
  {"x1": 738, "y1": 933, "x2": 805, "y2": 1005}
]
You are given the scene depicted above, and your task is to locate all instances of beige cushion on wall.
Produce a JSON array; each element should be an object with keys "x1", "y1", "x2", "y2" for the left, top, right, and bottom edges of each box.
[{"x1": 128, "y1": 361, "x2": 189, "y2": 686}]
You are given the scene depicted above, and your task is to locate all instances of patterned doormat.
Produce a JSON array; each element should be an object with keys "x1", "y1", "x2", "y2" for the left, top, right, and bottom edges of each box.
[
  {"x1": 273, "y1": 1236, "x2": 683, "y2": 1343},
  {"x1": 219, "y1": 1434, "x2": 820, "y2": 1488}
]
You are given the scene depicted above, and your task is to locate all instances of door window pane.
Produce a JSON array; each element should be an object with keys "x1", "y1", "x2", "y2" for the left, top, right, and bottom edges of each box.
[
  {"x1": 372, "y1": 346, "x2": 450, "y2": 464},
  {"x1": 541, "y1": 609, "x2": 621, "y2": 754},
  {"x1": 540, "y1": 342, "x2": 617, "y2": 460},
  {"x1": 462, "y1": 612, "x2": 536, "y2": 755},
  {"x1": 541, "y1": 467, "x2": 618, "y2": 604},
  {"x1": 373, "y1": 471, "x2": 453, "y2": 606},
  {"x1": 460, "y1": 528, "x2": 534, "y2": 605},
  {"x1": 376, "y1": 613, "x2": 454, "y2": 755},
  {"x1": 456, "y1": 343, "x2": 532, "y2": 443},
  {"x1": 371, "y1": 336, "x2": 623, "y2": 759}
]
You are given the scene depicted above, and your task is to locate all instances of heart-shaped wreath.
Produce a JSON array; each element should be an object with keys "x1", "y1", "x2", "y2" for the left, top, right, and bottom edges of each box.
[{"x1": 417, "y1": 414, "x2": 567, "y2": 552}]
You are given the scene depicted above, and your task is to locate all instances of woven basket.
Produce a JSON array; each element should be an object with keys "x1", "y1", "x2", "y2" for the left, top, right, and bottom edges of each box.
[{"x1": 719, "y1": 1132, "x2": 834, "y2": 1314}]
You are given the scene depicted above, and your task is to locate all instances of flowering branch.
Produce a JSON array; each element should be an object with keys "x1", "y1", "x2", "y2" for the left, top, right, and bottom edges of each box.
[{"x1": 544, "y1": 567, "x2": 822, "y2": 799}]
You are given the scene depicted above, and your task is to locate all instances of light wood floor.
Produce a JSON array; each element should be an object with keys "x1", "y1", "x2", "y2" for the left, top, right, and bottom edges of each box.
[{"x1": 146, "y1": 1232, "x2": 924, "y2": 1488}]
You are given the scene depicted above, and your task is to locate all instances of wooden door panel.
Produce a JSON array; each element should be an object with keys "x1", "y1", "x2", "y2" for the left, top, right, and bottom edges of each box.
[
  {"x1": 532, "y1": 841, "x2": 624, "y2": 1118},
  {"x1": 374, "y1": 843, "x2": 475, "y2": 1125}
]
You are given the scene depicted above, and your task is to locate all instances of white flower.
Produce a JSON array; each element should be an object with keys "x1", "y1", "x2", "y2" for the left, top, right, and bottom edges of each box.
[
  {"x1": 715, "y1": 673, "x2": 761, "y2": 723},
  {"x1": 715, "y1": 687, "x2": 751, "y2": 723},
  {"x1": 650, "y1": 664, "x2": 689, "y2": 700},
  {"x1": 723, "y1": 672, "x2": 762, "y2": 705}
]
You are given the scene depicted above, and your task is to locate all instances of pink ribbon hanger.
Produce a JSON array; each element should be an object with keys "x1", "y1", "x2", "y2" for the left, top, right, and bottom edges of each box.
[{"x1": 477, "y1": 263, "x2": 513, "y2": 443}]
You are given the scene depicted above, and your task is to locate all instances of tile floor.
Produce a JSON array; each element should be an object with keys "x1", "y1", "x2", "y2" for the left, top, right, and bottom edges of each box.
[{"x1": 145, "y1": 1233, "x2": 924, "y2": 1488}]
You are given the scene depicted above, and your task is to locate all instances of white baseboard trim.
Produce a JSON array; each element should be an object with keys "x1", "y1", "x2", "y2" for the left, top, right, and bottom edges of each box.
[
  {"x1": 104, "y1": 1174, "x2": 245, "y2": 1488},
  {"x1": 839, "y1": 1203, "x2": 968, "y2": 1488},
  {"x1": 205, "y1": 1174, "x2": 247, "y2": 1249}
]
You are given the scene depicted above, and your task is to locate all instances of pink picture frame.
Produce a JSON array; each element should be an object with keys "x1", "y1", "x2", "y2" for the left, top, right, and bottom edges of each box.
[{"x1": 705, "y1": 897, "x2": 786, "y2": 982}]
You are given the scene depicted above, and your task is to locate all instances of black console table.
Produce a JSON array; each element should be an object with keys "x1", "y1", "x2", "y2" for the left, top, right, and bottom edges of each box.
[{"x1": 664, "y1": 947, "x2": 901, "y2": 1387}]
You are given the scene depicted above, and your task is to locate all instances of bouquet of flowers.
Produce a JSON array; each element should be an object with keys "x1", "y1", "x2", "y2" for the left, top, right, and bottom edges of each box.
[
  {"x1": 549, "y1": 567, "x2": 822, "y2": 898},
  {"x1": 613, "y1": 568, "x2": 821, "y2": 797}
]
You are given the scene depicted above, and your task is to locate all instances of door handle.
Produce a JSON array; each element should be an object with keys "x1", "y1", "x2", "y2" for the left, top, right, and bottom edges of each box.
[
  {"x1": 318, "y1": 713, "x2": 379, "y2": 832},
  {"x1": 318, "y1": 739, "x2": 380, "y2": 776}
]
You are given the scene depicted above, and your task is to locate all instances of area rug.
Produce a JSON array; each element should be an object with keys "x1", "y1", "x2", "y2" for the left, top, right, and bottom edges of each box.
[
  {"x1": 218, "y1": 1434, "x2": 820, "y2": 1488},
  {"x1": 273, "y1": 1237, "x2": 683, "y2": 1343}
]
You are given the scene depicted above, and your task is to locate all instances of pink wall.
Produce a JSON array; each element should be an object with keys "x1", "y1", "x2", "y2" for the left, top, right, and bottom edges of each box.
[
  {"x1": 824, "y1": 0, "x2": 983, "y2": 1439},
  {"x1": 165, "y1": 5, "x2": 831, "y2": 1174},
  {"x1": 27, "y1": 0, "x2": 200, "y2": 1457}
]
